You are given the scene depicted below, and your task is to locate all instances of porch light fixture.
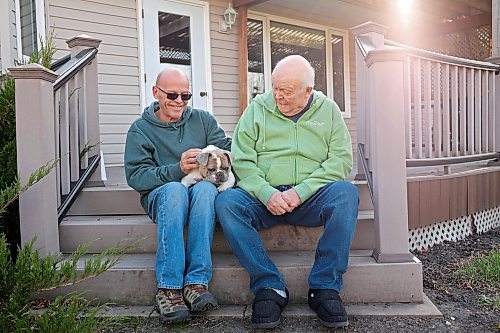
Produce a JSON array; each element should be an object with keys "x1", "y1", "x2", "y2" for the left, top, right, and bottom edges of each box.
[{"x1": 219, "y1": 2, "x2": 237, "y2": 33}]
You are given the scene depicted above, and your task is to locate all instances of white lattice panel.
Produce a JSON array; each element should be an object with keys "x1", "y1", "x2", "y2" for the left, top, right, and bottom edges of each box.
[
  {"x1": 473, "y1": 206, "x2": 500, "y2": 234},
  {"x1": 408, "y1": 216, "x2": 472, "y2": 251}
]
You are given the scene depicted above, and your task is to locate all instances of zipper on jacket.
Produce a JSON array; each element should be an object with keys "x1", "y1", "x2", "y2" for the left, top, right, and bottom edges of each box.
[{"x1": 294, "y1": 123, "x2": 299, "y2": 185}]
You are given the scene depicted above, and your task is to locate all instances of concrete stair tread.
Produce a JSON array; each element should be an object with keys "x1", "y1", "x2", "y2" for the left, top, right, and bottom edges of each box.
[
  {"x1": 68, "y1": 180, "x2": 373, "y2": 215},
  {"x1": 44, "y1": 250, "x2": 422, "y2": 305},
  {"x1": 60, "y1": 211, "x2": 376, "y2": 253},
  {"x1": 74, "y1": 250, "x2": 376, "y2": 270},
  {"x1": 62, "y1": 210, "x2": 374, "y2": 224}
]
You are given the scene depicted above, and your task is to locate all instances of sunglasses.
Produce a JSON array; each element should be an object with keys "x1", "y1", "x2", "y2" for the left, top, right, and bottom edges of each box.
[{"x1": 156, "y1": 85, "x2": 192, "y2": 101}]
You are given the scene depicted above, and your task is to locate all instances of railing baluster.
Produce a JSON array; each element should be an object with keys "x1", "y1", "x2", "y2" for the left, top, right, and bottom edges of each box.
[
  {"x1": 488, "y1": 71, "x2": 495, "y2": 151},
  {"x1": 442, "y1": 64, "x2": 450, "y2": 157},
  {"x1": 433, "y1": 62, "x2": 442, "y2": 158},
  {"x1": 459, "y1": 67, "x2": 466, "y2": 155},
  {"x1": 69, "y1": 76, "x2": 80, "y2": 182},
  {"x1": 482, "y1": 70, "x2": 488, "y2": 152},
  {"x1": 475, "y1": 70, "x2": 482, "y2": 153},
  {"x1": 413, "y1": 58, "x2": 422, "y2": 158},
  {"x1": 78, "y1": 69, "x2": 89, "y2": 169},
  {"x1": 404, "y1": 56, "x2": 413, "y2": 158},
  {"x1": 54, "y1": 91, "x2": 61, "y2": 206},
  {"x1": 451, "y1": 66, "x2": 459, "y2": 155},
  {"x1": 60, "y1": 83, "x2": 71, "y2": 195},
  {"x1": 467, "y1": 68, "x2": 474, "y2": 154},
  {"x1": 423, "y1": 60, "x2": 432, "y2": 157}
]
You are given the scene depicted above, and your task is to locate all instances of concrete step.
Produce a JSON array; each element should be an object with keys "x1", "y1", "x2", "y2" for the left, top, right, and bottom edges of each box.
[
  {"x1": 40, "y1": 250, "x2": 423, "y2": 305},
  {"x1": 59, "y1": 210, "x2": 375, "y2": 253},
  {"x1": 66, "y1": 180, "x2": 373, "y2": 216}
]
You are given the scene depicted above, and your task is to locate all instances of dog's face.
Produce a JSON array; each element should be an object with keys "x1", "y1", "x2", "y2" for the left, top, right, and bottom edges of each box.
[{"x1": 197, "y1": 145, "x2": 232, "y2": 186}]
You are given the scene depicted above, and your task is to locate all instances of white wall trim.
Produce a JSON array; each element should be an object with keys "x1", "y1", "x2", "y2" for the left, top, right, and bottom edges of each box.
[
  {"x1": 36, "y1": 0, "x2": 46, "y2": 49},
  {"x1": 14, "y1": 0, "x2": 22, "y2": 60},
  {"x1": 14, "y1": 0, "x2": 46, "y2": 60},
  {"x1": 139, "y1": 0, "x2": 213, "y2": 113},
  {"x1": 0, "y1": 0, "x2": 13, "y2": 72},
  {"x1": 137, "y1": 0, "x2": 147, "y2": 111}
]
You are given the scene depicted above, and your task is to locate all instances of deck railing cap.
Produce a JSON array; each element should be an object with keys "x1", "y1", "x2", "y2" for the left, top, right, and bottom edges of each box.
[
  {"x1": 8, "y1": 63, "x2": 58, "y2": 82},
  {"x1": 350, "y1": 21, "x2": 389, "y2": 37},
  {"x1": 365, "y1": 46, "x2": 407, "y2": 67},
  {"x1": 66, "y1": 34, "x2": 102, "y2": 50}
]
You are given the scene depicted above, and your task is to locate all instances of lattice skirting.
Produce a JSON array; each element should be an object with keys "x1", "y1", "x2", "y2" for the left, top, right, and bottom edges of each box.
[{"x1": 408, "y1": 206, "x2": 500, "y2": 252}]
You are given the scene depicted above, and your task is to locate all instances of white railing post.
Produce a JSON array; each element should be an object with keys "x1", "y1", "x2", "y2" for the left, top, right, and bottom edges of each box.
[
  {"x1": 351, "y1": 22, "x2": 388, "y2": 177},
  {"x1": 9, "y1": 64, "x2": 59, "y2": 256},
  {"x1": 66, "y1": 34, "x2": 103, "y2": 185},
  {"x1": 365, "y1": 48, "x2": 414, "y2": 263}
]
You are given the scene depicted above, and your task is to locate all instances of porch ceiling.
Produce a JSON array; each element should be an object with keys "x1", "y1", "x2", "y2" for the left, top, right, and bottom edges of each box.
[{"x1": 239, "y1": 0, "x2": 492, "y2": 35}]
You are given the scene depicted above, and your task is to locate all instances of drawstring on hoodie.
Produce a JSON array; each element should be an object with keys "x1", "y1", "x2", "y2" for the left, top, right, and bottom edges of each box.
[{"x1": 179, "y1": 126, "x2": 184, "y2": 143}]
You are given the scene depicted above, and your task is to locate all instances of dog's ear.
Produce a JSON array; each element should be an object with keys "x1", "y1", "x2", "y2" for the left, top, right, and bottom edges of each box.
[
  {"x1": 223, "y1": 150, "x2": 233, "y2": 165},
  {"x1": 196, "y1": 152, "x2": 209, "y2": 166}
]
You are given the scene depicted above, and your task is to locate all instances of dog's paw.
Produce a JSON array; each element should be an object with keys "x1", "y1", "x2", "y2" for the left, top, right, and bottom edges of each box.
[{"x1": 217, "y1": 183, "x2": 231, "y2": 192}]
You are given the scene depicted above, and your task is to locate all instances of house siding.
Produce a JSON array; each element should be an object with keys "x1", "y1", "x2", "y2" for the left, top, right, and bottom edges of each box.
[
  {"x1": 208, "y1": 0, "x2": 241, "y2": 136},
  {"x1": 47, "y1": 0, "x2": 141, "y2": 166}
]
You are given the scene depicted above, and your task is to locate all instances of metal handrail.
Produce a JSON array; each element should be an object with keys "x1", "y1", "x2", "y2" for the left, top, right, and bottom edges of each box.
[
  {"x1": 57, "y1": 154, "x2": 100, "y2": 220},
  {"x1": 357, "y1": 143, "x2": 373, "y2": 203},
  {"x1": 53, "y1": 48, "x2": 98, "y2": 91}
]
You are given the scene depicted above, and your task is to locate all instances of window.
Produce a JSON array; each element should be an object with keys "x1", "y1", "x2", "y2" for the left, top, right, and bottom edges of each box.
[
  {"x1": 247, "y1": 14, "x2": 351, "y2": 117},
  {"x1": 15, "y1": 0, "x2": 46, "y2": 59}
]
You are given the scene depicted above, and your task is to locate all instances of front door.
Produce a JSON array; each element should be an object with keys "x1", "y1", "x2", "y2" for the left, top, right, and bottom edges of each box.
[{"x1": 143, "y1": 0, "x2": 211, "y2": 110}]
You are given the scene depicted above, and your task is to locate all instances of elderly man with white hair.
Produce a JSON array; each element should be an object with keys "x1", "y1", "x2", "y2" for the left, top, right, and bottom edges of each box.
[{"x1": 216, "y1": 55, "x2": 359, "y2": 329}]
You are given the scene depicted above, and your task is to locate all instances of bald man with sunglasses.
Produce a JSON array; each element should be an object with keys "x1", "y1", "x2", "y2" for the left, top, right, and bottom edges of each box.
[{"x1": 124, "y1": 68, "x2": 231, "y2": 325}]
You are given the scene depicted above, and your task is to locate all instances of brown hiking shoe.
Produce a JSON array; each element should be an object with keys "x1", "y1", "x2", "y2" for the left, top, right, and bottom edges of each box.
[
  {"x1": 183, "y1": 284, "x2": 219, "y2": 312},
  {"x1": 155, "y1": 289, "x2": 191, "y2": 324}
]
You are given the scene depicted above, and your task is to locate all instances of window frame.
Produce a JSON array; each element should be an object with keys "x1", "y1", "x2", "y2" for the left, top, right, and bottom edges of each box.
[
  {"x1": 248, "y1": 12, "x2": 351, "y2": 118},
  {"x1": 14, "y1": 0, "x2": 46, "y2": 61}
]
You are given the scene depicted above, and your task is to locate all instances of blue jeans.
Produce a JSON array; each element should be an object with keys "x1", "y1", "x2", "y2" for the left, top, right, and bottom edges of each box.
[
  {"x1": 215, "y1": 181, "x2": 359, "y2": 294},
  {"x1": 147, "y1": 181, "x2": 217, "y2": 289}
]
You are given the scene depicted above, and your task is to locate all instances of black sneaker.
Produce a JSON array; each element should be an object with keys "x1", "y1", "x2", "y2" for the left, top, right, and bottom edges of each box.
[
  {"x1": 251, "y1": 288, "x2": 289, "y2": 329},
  {"x1": 308, "y1": 289, "x2": 349, "y2": 328}
]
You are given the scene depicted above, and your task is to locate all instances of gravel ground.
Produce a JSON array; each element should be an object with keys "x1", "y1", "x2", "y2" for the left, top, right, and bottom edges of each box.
[{"x1": 102, "y1": 227, "x2": 499, "y2": 332}]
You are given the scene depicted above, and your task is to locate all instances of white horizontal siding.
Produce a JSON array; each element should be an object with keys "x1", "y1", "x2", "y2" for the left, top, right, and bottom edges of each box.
[
  {"x1": 48, "y1": 0, "x2": 141, "y2": 167},
  {"x1": 209, "y1": 0, "x2": 241, "y2": 137}
]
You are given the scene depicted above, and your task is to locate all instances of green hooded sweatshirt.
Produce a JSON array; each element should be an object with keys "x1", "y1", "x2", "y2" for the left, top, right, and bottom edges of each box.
[
  {"x1": 232, "y1": 90, "x2": 352, "y2": 205},
  {"x1": 124, "y1": 102, "x2": 231, "y2": 211}
]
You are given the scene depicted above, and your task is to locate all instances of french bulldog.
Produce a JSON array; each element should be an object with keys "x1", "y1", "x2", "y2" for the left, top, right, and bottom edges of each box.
[{"x1": 181, "y1": 145, "x2": 235, "y2": 192}]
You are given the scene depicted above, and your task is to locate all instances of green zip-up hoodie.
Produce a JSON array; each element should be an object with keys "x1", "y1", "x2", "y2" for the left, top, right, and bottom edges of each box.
[
  {"x1": 232, "y1": 90, "x2": 352, "y2": 205},
  {"x1": 125, "y1": 102, "x2": 231, "y2": 211}
]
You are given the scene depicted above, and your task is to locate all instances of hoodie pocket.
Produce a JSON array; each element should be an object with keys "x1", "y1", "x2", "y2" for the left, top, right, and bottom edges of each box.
[{"x1": 265, "y1": 160, "x2": 294, "y2": 186}]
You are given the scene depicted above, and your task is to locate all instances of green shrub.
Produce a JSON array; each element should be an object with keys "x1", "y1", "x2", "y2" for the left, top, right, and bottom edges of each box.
[{"x1": 0, "y1": 75, "x2": 18, "y2": 251}]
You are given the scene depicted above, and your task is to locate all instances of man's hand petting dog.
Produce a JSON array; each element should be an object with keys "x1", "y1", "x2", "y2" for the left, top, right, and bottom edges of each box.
[
  {"x1": 180, "y1": 148, "x2": 202, "y2": 173},
  {"x1": 181, "y1": 145, "x2": 235, "y2": 192}
]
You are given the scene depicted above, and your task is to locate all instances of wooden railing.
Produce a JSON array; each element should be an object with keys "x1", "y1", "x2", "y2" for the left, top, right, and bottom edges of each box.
[
  {"x1": 10, "y1": 35, "x2": 102, "y2": 255},
  {"x1": 351, "y1": 21, "x2": 500, "y2": 264},
  {"x1": 386, "y1": 41, "x2": 500, "y2": 167},
  {"x1": 52, "y1": 46, "x2": 101, "y2": 219},
  {"x1": 355, "y1": 29, "x2": 500, "y2": 171}
]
